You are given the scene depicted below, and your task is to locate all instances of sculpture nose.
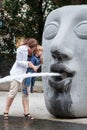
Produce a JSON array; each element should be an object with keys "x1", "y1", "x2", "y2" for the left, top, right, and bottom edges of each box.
[{"x1": 51, "y1": 42, "x2": 73, "y2": 61}]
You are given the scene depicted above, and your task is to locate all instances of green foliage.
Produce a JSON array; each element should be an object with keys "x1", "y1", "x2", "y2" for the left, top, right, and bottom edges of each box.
[
  {"x1": 53, "y1": 0, "x2": 87, "y2": 6},
  {"x1": 0, "y1": 0, "x2": 59, "y2": 53},
  {"x1": 54, "y1": 0, "x2": 71, "y2": 6},
  {"x1": 0, "y1": 53, "x2": 16, "y2": 77},
  {"x1": 1, "y1": 0, "x2": 58, "y2": 45},
  {"x1": 1, "y1": 0, "x2": 87, "y2": 53}
]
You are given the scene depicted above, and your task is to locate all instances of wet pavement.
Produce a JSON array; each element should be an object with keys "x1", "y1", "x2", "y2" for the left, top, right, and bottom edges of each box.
[
  {"x1": 0, "y1": 116, "x2": 87, "y2": 130},
  {"x1": 1, "y1": 86, "x2": 87, "y2": 129}
]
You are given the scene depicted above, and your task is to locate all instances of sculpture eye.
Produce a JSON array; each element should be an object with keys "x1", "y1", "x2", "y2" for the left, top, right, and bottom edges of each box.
[
  {"x1": 74, "y1": 21, "x2": 87, "y2": 39},
  {"x1": 44, "y1": 22, "x2": 59, "y2": 40}
]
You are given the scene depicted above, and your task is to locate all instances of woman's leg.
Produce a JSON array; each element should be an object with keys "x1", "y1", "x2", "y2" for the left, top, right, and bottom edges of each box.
[
  {"x1": 4, "y1": 80, "x2": 19, "y2": 119},
  {"x1": 22, "y1": 83, "x2": 29, "y2": 114},
  {"x1": 22, "y1": 96, "x2": 29, "y2": 114},
  {"x1": 4, "y1": 97, "x2": 14, "y2": 114},
  {"x1": 22, "y1": 84, "x2": 34, "y2": 119}
]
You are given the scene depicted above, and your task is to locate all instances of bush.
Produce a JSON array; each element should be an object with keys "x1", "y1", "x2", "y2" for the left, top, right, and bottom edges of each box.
[{"x1": 0, "y1": 53, "x2": 16, "y2": 77}]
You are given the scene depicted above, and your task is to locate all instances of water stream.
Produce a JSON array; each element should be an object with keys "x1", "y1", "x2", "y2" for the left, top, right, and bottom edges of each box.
[{"x1": 0, "y1": 72, "x2": 60, "y2": 83}]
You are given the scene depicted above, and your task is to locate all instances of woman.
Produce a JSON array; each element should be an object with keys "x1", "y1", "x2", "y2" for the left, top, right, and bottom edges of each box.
[{"x1": 4, "y1": 38, "x2": 38, "y2": 120}]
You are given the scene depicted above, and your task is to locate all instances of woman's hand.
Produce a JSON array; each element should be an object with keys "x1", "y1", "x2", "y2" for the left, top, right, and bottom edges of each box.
[
  {"x1": 28, "y1": 48, "x2": 32, "y2": 56},
  {"x1": 28, "y1": 62, "x2": 38, "y2": 72}
]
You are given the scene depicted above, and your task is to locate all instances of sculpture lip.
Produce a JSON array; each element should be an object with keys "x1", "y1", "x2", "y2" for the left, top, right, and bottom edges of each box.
[
  {"x1": 50, "y1": 63, "x2": 75, "y2": 77},
  {"x1": 48, "y1": 63, "x2": 75, "y2": 89},
  {"x1": 48, "y1": 77, "x2": 72, "y2": 90}
]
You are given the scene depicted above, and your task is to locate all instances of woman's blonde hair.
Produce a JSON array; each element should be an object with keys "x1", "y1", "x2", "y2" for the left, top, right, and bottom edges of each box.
[{"x1": 16, "y1": 37, "x2": 25, "y2": 48}]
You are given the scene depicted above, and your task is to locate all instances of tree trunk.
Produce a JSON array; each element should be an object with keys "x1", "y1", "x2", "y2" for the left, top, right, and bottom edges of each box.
[{"x1": 37, "y1": 0, "x2": 44, "y2": 43}]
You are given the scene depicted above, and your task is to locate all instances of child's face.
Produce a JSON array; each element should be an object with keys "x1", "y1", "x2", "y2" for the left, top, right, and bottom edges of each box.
[{"x1": 36, "y1": 50, "x2": 42, "y2": 56}]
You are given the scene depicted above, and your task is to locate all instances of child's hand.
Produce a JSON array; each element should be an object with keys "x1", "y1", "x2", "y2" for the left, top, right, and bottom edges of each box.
[
  {"x1": 32, "y1": 66, "x2": 38, "y2": 72},
  {"x1": 28, "y1": 62, "x2": 38, "y2": 72},
  {"x1": 28, "y1": 62, "x2": 33, "y2": 68}
]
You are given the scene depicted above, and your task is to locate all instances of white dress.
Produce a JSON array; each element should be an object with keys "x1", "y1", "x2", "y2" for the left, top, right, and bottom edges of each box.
[{"x1": 10, "y1": 45, "x2": 29, "y2": 83}]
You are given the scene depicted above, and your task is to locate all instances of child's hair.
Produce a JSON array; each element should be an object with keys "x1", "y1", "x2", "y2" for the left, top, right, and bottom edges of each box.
[
  {"x1": 34, "y1": 45, "x2": 43, "y2": 54},
  {"x1": 16, "y1": 37, "x2": 25, "y2": 48}
]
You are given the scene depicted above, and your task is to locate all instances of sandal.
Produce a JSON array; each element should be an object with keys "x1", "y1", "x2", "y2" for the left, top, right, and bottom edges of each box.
[
  {"x1": 4, "y1": 113, "x2": 8, "y2": 120},
  {"x1": 24, "y1": 113, "x2": 34, "y2": 120}
]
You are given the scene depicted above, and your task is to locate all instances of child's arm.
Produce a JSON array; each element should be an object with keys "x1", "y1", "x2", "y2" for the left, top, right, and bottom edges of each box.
[
  {"x1": 40, "y1": 55, "x2": 43, "y2": 64},
  {"x1": 30, "y1": 64, "x2": 38, "y2": 72},
  {"x1": 34, "y1": 55, "x2": 43, "y2": 71}
]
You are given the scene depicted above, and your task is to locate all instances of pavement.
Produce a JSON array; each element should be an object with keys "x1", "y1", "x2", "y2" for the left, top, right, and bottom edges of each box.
[{"x1": 1, "y1": 81, "x2": 87, "y2": 124}]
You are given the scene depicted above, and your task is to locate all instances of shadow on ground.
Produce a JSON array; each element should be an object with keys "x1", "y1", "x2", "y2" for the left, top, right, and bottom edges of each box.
[{"x1": 0, "y1": 115, "x2": 87, "y2": 130}]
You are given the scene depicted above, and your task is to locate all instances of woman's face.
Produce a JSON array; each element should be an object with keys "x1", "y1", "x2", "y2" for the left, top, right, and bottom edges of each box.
[
  {"x1": 42, "y1": 5, "x2": 87, "y2": 118},
  {"x1": 28, "y1": 46, "x2": 37, "y2": 56},
  {"x1": 31, "y1": 46, "x2": 37, "y2": 52}
]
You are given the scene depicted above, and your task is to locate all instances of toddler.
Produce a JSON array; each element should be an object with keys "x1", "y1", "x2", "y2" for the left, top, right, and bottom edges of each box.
[{"x1": 22, "y1": 44, "x2": 43, "y2": 95}]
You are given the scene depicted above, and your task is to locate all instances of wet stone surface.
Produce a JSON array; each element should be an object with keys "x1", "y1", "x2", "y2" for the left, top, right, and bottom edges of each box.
[{"x1": 0, "y1": 115, "x2": 87, "y2": 130}]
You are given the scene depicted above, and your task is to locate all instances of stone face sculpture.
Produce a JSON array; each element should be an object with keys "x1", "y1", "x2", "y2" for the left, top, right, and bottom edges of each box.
[{"x1": 42, "y1": 5, "x2": 87, "y2": 118}]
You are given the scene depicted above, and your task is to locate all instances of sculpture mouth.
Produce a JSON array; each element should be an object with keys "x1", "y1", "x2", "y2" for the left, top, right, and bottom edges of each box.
[{"x1": 48, "y1": 63, "x2": 75, "y2": 90}]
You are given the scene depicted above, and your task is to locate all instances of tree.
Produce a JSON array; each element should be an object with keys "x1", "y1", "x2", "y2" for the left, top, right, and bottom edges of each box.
[
  {"x1": 53, "y1": 0, "x2": 87, "y2": 5},
  {"x1": 1, "y1": 0, "x2": 87, "y2": 53},
  {"x1": 2, "y1": 0, "x2": 58, "y2": 44},
  {"x1": 71, "y1": 0, "x2": 87, "y2": 4}
]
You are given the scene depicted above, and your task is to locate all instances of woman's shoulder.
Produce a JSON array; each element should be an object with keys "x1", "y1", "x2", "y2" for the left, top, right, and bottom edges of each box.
[{"x1": 17, "y1": 45, "x2": 28, "y2": 51}]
